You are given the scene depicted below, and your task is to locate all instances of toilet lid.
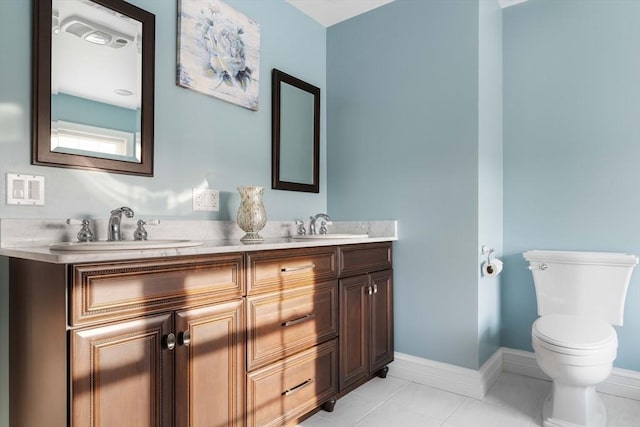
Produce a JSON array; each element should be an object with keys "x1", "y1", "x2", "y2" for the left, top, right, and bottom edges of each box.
[{"x1": 533, "y1": 314, "x2": 616, "y2": 350}]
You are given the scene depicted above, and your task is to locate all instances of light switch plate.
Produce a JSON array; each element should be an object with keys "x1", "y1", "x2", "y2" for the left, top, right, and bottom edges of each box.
[
  {"x1": 6, "y1": 173, "x2": 45, "y2": 205},
  {"x1": 192, "y1": 188, "x2": 219, "y2": 211}
]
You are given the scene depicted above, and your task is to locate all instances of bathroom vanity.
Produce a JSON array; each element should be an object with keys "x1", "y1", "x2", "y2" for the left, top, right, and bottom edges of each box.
[{"x1": 3, "y1": 226, "x2": 394, "y2": 427}]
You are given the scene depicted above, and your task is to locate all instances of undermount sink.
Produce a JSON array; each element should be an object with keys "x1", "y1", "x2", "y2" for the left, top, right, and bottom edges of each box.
[
  {"x1": 292, "y1": 234, "x2": 369, "y2": 240},
  {"x1": 50, "y1": 239, "x2": 204, "y2": 251}
]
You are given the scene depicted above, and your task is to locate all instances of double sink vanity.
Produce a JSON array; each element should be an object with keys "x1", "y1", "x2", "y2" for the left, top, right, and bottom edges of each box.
[{"x1": 1, "y1": 219, "x2": 396, "y2": 427}]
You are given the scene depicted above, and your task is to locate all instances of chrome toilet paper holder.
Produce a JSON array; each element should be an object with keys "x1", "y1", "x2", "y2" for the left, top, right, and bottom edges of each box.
[
  {"x1": 480, "y1": 245, "x2": 495, "y2": 264},
  {"x1": 480, "y1": 245, "x2": 503, "y2": 277}
]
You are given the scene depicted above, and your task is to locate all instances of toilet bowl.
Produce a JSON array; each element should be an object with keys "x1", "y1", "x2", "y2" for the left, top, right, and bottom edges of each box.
[
  {"x1": 532, "y1": 314, "x2": 617, "y2": 427},
  {"x1": 523, "y1": 250, "x2": 638, "y2": 427}
]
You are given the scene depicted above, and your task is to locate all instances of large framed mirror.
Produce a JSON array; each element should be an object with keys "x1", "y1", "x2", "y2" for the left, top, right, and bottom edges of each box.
[
  {"x1": 33, "y1": 0, "x2": 155, "y2": 176},
  {"x1": 272, "y1": 69, "x2": 320, "y2": 193}
]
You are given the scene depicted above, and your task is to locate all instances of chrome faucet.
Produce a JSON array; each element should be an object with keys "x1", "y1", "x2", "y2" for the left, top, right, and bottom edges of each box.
[
  {"x1": 309, "y1": 213, "x2": 331, "y2": 235},
  {"x1": 108, "y1": 207, "x2": 134, "y2": 241}
]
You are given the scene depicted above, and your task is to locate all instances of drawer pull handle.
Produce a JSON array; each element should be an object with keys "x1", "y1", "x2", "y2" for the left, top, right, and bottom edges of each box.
[
  {"x1": 164, "y1": 333, "x2": 176, "y2": 351},
  {"x1": 282, "y1": 378, "x2": 313, "y2": 396},
  {"x1": 281, "y1": 264, "x2": 315, "y2": 273},
  {"x1": 282, "y1": 313, "x2": 316, "y2": 327}
]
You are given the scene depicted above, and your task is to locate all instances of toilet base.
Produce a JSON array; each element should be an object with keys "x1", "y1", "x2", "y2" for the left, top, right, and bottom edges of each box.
[{"x1": 542, "y1": 392, "x2": 606, "y2": 427}]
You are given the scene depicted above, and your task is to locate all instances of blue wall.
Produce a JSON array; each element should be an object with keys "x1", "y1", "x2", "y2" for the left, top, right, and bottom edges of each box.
[
  {"x1": 503, "y1": 0, "x2": 640, "y2": 371},
  {"x1": 327, "y1": 0, "x2": 502, "y2": 369}
]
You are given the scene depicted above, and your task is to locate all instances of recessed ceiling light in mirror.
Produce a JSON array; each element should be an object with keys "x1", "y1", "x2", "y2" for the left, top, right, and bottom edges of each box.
[{"x1": 84, "y1": 30, "x2": 112, "y2": 45}]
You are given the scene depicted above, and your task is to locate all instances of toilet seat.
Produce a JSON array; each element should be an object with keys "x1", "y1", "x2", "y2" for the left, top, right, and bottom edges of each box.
[{"x1": 532, "y1": 314, "x2": 617, "y2": 357}]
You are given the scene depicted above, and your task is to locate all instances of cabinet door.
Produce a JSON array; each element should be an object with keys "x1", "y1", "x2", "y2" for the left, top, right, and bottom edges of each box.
[
  {"x1": 71, "y1": 313, "x2": 174, "y2": 427},
  {"x1": 338, "y1": 275, "x2": 370, "y2": 392},
  {"x1": 174, "y1": 300, "x2": 245, "y2": 427},
  {"x1": 369, "y1": 270, "x2": 394, "y2": 373}
]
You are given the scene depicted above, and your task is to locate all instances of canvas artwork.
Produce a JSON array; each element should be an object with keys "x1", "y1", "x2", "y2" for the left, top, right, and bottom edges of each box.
[{"x1": 177, "y1": 0, "x2": 261, "y2": 110}]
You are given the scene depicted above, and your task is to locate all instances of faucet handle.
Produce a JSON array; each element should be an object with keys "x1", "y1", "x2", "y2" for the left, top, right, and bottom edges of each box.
[
  {"x1": 319, "y1": 220, "x2": 332, "y2": 235},
  {"x1": 133, "y1": 218, "x2": 159, "y2": 241},
  {"x1": 66, "y1": 218, "x2": 94, "y2": 242},
  {"x1": 295, "y1": 220, "x2": 306, "y2": 236}
]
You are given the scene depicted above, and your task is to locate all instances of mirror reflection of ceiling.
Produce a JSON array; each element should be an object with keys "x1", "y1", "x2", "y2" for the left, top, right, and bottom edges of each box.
[{"x1": 52, "y1": 0, "x2": 141, "y2": 110}]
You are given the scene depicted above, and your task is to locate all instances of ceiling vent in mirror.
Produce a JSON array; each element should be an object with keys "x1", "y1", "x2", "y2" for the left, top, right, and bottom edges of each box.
[{"x1": 60, "y1": 16, "x2": 133, "y2": 49}]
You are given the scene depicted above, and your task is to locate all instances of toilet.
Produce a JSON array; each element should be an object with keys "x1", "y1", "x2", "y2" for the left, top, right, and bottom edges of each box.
[{"x1": 523, "y1": 250, "x2": 638, "y2": 427}]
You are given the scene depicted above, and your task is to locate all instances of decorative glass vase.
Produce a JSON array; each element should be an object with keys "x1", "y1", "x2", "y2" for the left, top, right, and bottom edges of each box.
[{"x1": 236, "y1": 186, "x2": 267, "y2": 243}]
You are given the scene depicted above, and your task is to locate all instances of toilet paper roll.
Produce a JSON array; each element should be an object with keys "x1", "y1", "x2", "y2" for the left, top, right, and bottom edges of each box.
[{"x1": 482, "y1": 259, "x2": 503, "y2": 277}]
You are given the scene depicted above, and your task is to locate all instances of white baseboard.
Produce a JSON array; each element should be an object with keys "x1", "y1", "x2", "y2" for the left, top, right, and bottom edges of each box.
[
  {"x1": 389, "y1": 348, "x2": 503, "y2": 399},
  {"x1": 389, "y1": 347, "x2": 640, "y2": 401}
]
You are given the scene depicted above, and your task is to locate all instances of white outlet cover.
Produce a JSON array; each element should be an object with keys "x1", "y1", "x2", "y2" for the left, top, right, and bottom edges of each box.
[
  {"x1": 6, "y1": 173, "x2": 45, "y2": 205},
  {"x1": 192, "y1": 188, "x2": 219, "y2": 211}
]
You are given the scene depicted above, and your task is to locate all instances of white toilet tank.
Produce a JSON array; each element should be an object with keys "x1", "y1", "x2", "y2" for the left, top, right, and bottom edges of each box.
[{"x1": 523, "y1": 250, "x2": 638, "y2": 326}]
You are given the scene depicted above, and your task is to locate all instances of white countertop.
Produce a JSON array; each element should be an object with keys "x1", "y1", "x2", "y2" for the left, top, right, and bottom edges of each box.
[
  {"x1": 0, "y1": 219, "x2": 397, "y2": 264},
  {"x1": 0, "y1": 235, "x2": 395, "y2": 264}
]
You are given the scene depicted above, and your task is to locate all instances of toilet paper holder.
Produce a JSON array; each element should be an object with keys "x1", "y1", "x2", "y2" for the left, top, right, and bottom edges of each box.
[
  {"x1": 480, "y1": 245, "x2": 495, "y2": 263},
  {"x1": 480, "y1": 245, "x2": 503, "y2": 277}
]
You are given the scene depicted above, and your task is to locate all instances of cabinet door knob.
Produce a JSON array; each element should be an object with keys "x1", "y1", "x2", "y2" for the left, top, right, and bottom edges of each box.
[
  {"x1": 179, "y1": 330, "x2": 191, "y2": 347},
  {"x1": 164, "y1": 333, "x2": 176, "y2": 350},
  {"x1": 367, "y1": 285, "x2": 373, "y2": 295},
  {"x1": 373, "y1": 284, "x2": 378, "y2": 294}
]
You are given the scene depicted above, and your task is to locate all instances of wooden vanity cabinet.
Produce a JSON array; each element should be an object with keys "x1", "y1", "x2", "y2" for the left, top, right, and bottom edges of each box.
[
  {"x1": 9, "y1": 240, "x2": 393, "y2": 427},
  {"x1": 338, "y1": 242, "x2": 394, "y2": 394},
  {"x1": 10, "y1": 253, "x2": 245, "y2": 427}
]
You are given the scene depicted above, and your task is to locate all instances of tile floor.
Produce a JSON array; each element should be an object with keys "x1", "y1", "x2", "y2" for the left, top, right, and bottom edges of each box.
[{"x1": 298, "y1": 372, "x2": 640, "y2": 427}]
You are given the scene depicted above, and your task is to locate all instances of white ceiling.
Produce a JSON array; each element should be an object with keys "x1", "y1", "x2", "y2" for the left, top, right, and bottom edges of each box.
[
  {"x1": 286, "y1": 0, "x2": 395, "y2": 27},
  {"x1": 287, "y1": 0, "x2": 529, "y2": 27}
]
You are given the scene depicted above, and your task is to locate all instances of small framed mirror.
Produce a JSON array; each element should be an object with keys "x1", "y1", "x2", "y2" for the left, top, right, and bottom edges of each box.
[
  {"x1": 33, "y1": 0, "x2": 155, "y2": 176},
  {"x1": 272, "y1": 69, "x2": 320, "y2": 193}
]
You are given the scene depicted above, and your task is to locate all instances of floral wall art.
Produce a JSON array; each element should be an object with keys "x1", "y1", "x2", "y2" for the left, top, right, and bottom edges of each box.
[{"x1": 178, "y1": 0, "x2": 261, "y2": 110}]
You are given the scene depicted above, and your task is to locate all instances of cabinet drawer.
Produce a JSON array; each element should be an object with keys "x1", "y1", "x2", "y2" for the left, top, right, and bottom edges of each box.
[
  {"x1": 247, "y1": 281, "x2": 338, "y2": 370},
  {"x1": 70, "y1": 254, "x2": 244, "y2": 326},
  {"x1": 338, "y1": 242, "x2": 392, "y2": 277},
  {"x1": 246, "y1": 339, "x2": 338, "y2": 427},
  {"x1": 247, "y1": 247, "x2": 338, "y2": 294}
]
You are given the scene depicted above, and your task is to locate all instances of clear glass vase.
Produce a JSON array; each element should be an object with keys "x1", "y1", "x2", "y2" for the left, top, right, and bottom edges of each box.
[{"x1": 236, "y1": 186, "x2": 267, "y2": 243}]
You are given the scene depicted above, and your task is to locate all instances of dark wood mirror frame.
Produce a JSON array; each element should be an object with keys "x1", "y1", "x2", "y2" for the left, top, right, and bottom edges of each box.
[
  {"x1": 33, "y1": 0, "x2": 155, "y2": 176},
  {"x1": 272, "y1": 69, "x2": 320, "y2": 193}
]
